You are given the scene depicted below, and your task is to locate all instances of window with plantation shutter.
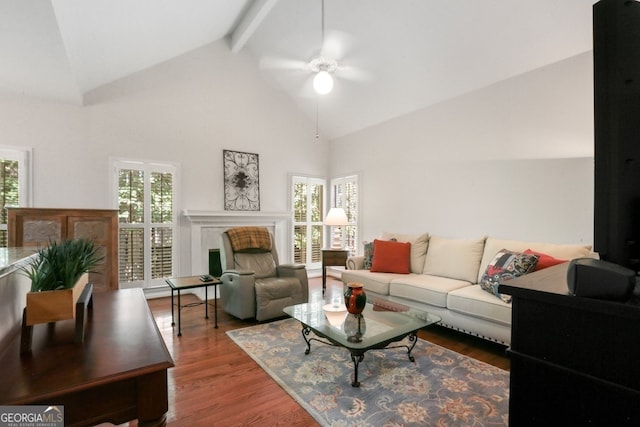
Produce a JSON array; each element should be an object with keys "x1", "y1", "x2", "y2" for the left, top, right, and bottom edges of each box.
[
  {"x1": 0, "y1": 147, "x2": 31, "y2": 247},
  {"x1": 291, "y1": 175, "x2": 325, "y2": 269},
  {"x1": 114, "y1": 160, "x2": 178, "y2": 288},
  {"x1": 331, "y1": 174, "x2": 360, "y2": 254}
]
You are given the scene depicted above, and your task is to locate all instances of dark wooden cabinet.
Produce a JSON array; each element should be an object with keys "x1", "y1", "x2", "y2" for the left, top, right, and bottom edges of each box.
[
  {"x1": 322, "y1": 249, "x2": 349, "y2": 294},
  {"x1": 593, "y1": 0, "x2": 640, "y2": 270},
  {"x1": 8, "y1": 208, "x2": 119, "y2": 291},
  {"x1": 499, "y1": 264, "x2": 640, "y2": 426}
]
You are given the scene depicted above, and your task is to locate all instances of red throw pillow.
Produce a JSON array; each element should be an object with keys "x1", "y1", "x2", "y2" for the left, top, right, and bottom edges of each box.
[
  {"x1": 524, "y1": 249, "x2": 567, "y2": 271},
  {"x1": 370, "y1": 239, "x2": 411, "y2": 274}
]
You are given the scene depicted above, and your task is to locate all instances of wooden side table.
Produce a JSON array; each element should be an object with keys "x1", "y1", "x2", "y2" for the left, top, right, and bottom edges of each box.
[{"x1": 322, "y1": 249, "x2": 349, "y2": 294}]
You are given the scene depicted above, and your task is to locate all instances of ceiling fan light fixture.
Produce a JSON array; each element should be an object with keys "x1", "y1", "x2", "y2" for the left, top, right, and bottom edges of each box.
[
  {"x1": 309, "y1": 56, "x2": 337, "y2": 95},
  {"x1": 313, "y1": 70, "x2": 334, "y2": 95}
]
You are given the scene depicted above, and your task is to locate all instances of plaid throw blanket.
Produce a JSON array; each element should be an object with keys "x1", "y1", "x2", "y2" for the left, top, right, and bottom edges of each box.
[{"x1": 227, "y1": 227, "x2": 272, "y2": 251}]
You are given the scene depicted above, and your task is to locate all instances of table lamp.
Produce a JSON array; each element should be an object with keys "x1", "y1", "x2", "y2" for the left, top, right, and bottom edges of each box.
[{"x1": 324, "y1": 207, "x2": 349, "y2": 249}]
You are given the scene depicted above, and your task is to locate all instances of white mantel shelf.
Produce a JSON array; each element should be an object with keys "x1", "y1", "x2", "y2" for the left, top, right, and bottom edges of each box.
[
  {"x1": 183, "y1": 210, "x2": 293, "y2": 275},
  {"x1": 183, "y1": 210, "x2": 292, "y2": 223}
]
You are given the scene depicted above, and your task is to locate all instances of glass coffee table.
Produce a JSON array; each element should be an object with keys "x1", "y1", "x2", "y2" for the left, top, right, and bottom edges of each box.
[{"x1": 283, "y1": 297, "x2": 440, "y2": 387}]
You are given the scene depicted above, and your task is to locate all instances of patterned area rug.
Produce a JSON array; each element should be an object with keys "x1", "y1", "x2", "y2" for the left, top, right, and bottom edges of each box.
[{"x1": 227, "y1": 318, "x2": 509, "y2": 426}]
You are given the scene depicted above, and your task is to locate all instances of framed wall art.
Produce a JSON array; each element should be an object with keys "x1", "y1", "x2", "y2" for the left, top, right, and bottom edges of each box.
[{"x1": 223, "y1": 149, "x2": 260, "y2": 211}]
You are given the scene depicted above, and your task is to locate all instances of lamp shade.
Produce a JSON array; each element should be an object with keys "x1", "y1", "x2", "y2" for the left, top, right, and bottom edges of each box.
[
  {"x1": 324, "y1": 207, "x2": 349, "y2": 225},
  {"x1": 313, "y1": 70, "x2": 334, "y2": 95}
]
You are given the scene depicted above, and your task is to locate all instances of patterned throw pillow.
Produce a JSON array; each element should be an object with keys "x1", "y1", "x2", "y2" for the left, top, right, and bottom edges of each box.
[
  {"x1": 480, "y1": 249, "x2": 539, "y2": 303},
  {"x1": 363, "y1": 241, "x2": 374, "y2": 269}
]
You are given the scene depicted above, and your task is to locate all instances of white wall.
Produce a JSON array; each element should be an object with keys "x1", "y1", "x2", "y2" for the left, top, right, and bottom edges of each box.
[
  {"x1": 0, "y1": 44, "x2": 597, "y2": 273},
  {"x1": 0, "y1": 40, "x2": 329, "y2": 276},
  {"x1": 330, "y1": 52, "x2": 595, "y2": 248}
]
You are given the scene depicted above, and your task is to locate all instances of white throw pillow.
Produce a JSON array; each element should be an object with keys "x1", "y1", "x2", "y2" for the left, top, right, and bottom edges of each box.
[{"x1": 422, "y1": 236, "x2": 487, "y2": 283}]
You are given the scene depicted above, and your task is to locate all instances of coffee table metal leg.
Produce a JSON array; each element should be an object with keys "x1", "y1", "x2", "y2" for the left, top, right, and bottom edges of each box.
[
  {"x1": 302, "y1": 326, "x2": 312, "y2": 354},
  {"x1": 406, "y1": 331, "x2": 418, "y2": 362},
  {"x1": 350, "y1": 352, "x2": 365, "y2": 387}
]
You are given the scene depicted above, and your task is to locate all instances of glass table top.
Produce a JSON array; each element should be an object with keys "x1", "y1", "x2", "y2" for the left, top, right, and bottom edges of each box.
[{"x1": 283, "y1": 296, "x2": 441, "y2": 350}]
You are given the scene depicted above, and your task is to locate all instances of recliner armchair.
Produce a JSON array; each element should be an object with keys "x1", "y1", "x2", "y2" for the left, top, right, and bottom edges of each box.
[{"x1": 219, "y1": 226, "x2": 309, "y2": 321}]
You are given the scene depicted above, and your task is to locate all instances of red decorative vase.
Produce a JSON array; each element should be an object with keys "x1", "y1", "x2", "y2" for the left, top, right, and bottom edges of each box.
[{"x1": 344, "y1": 283, "x2": 367, "y2": 315}]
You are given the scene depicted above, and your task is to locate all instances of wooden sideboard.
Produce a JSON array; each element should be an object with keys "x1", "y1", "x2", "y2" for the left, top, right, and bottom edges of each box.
[
  {"x1": 8, "y1": 207, "x2": 119, "y2": 291},
  {"x1": 499, "y1": 264, "x2": 640, "y2": 426},
  {"x1": 0, "y1": 288, "x2": 174, "y2": 427}
]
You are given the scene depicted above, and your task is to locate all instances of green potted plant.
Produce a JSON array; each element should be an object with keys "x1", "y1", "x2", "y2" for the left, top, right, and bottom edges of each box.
[{"x1": 21, "y1": 238, "x2": 103, "y2": 326}]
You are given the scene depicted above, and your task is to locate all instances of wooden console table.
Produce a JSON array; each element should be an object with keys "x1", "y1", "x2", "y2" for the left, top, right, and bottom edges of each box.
[
  {"x1": 322, "y1": 249, "x2": 349, "y2": 294},
  {"x1": 0, "y1": 288, "x2": 174, "y2": 427},
  {"x1": 499, "y1": 263, "x2": 640, "y2": 426}
]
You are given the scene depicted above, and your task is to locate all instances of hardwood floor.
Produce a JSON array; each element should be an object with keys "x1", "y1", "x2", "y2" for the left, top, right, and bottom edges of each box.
[{"x1": 105, "y1": 276, "x2": 509, "y2": 427}]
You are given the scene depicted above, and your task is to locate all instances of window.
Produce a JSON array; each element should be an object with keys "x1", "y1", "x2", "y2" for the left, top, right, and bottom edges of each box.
[
  {"x1": 0, "y1": 147, "x2": 31, "y2": 247},
  {"x1": 291, "y1": 175, "x2": 325, "y2": 268},
  {"x1": 330, "y1": 174, "x2": 360, "y2": 253},
  {"x1": 113, "y1": 159, "x2": 178, "y2": 288}
]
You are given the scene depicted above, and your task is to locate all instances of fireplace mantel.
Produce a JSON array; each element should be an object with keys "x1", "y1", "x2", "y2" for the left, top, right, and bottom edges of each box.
[{"x1": 183, "y1": 210, "x2": 292, "y2": 275}]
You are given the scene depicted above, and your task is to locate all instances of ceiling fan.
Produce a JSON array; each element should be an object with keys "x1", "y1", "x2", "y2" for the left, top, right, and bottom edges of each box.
[
  {"x1": 258, "y1": 0, "x2": 367, "y2": 97},
  {"x1": 309, "y1": 0, "x2": 337, "y2": 95}
]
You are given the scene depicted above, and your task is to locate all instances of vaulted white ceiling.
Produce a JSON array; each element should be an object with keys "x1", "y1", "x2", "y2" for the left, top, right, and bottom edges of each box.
[{"x1": 0, "y1": 0, "x2": 596, "y2": 139}]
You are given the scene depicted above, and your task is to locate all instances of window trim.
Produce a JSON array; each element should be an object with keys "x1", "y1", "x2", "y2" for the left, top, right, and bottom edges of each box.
[
  {"x1": 0, "y1": 146, "x2": 32, "y2": 246},
  {"x1": 0, "y1": 146, "x2": 33, "y2": 207},
  {"x1": 289, "y1": 174, "x2": 327, "y2": 270},
  {"x1": 111, "y1": 157, "x2": 180, "y2": 288},
  {"x1": 330, "y1": 172, "x2": 361, "y2": 254}
]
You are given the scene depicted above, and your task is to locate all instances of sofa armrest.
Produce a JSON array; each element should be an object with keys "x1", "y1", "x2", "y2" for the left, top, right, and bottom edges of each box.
[{"x1": 346, "y1": 255, "x2": 366, "y2": 270}]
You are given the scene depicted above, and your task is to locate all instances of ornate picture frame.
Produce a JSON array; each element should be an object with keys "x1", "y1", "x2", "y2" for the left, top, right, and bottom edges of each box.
[{"x1": 223, "y1": 149, "x2": 260, "y2": 211}]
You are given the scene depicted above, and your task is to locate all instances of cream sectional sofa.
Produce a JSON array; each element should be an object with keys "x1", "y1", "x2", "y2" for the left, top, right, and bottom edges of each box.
[{"x1": 342, "y1": 232, "x2": 596, "y2": 345}]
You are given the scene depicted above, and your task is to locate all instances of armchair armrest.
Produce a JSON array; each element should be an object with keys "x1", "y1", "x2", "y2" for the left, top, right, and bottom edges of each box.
[
  {"x1": 346, "y1": 255, "x2": 366, "y2": 270},
  {"x1": 277, "y1": 264, "x2": 309, "y2": 303},
  {"x1": 278, "y1": 263, "x2": 305, "y2": 270},
  {"x1": 222, "y1": 269, "x2": 254, "y2": 276},
  {"x1": 220, "y1": 270, "x2": 256, "y2": 320}
]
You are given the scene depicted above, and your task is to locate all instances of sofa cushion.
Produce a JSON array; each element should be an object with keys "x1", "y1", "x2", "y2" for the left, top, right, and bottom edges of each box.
[
  {"x1": 370, "y1": 239, "x2": 411, "y2": 274},
  {"x1": 478, "y1": 237, "x2": 594, "y2": 283},
  {"x1": 389, "y1": 274, "x2": 472, "y2": 308},
  {"x1": 524, "y1": 249, "x2": 567, "y2": 271},
  {"x1": 447, "y1": 285, "x2": 512, "y2": 326},
  {"x1": 380, "y1": 232, "x2": 430, "y2": 273},
  {"x1": 422, "y1": 236, "x2": 486, "y2": 283},
  {"x1": 341, "y1": 270, "x2": 405, "y2": 295},
  {"x1": 479, "y1": 249, "x2": 538, "y2": 303}
]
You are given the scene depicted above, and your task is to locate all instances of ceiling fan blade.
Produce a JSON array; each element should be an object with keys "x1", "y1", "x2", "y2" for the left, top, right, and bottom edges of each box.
[
  {"x1": 320, "y1": 29, "x2": 356, "y2": 60},
  {"x1": 259, "y1": 55, "x2": 308, "y2": 72},
  {"x1": 336, "y1": 64, "x2": 372, "y2": 83}
]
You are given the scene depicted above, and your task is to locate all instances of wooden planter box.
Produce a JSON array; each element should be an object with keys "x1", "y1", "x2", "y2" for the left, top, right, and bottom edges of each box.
[{"x1": 25, "y1": 273, "x2": 89, "y2": 326}]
